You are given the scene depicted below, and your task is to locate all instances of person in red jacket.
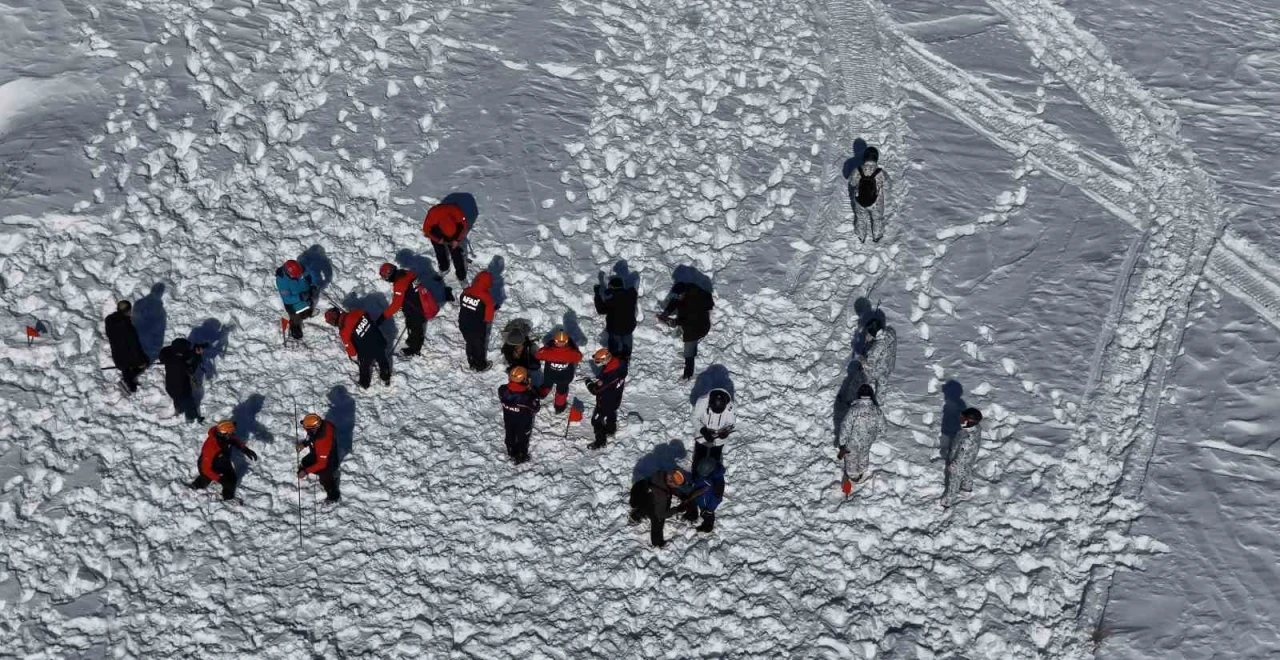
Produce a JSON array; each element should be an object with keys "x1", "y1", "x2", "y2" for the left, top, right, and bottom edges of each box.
[
  {"x1": 457, "y1": 271, "x2": 497, "y2": 371},
  {"x1": 297, "y1": 413, "x2": 340, "y2": 503},
  {"x1": 535, "y1": 330, "x2": 582, "y2": 413},
  {"x1": 378, "y1": 262, "x2": 449, "y2": 358},
  {"x1": 188, "y1": 420, "x2": 259, "y2": 501},
  {"x1": 324, "y1": 307, "x2": 392, "y2": 388},
  {"x1": 422, "y1": 202, "x2": 470, "y2": 281}
]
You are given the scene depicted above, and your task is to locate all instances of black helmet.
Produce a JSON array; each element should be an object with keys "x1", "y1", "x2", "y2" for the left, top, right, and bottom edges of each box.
[
  {"x1": 864, "y1": 317, "x2": 883, "y2": 338},
  {"x1": 863, "y1": 146, "x2": 879, "y2": 163},
  {"x1": 961, "y1": 407, "x2": 983, "y2": 424},
  {"x1": 708, "y1": 389, "x2": 731, "y2": 414},
  {"x1": 608, "y1": 276, "x2": 624, "y2": 290},
  {"x1": 116, "y1": 300, "x2": 132, "y2": 313},
  {"x1": 505, "y1": 328, "x2": 525, "y2": 345},
  {"x1": 171, "y1": 337, "x2": 192, "y2": 349},
  {"x1": 856, "y1": 383, "x2": 875, "y2": 399}
]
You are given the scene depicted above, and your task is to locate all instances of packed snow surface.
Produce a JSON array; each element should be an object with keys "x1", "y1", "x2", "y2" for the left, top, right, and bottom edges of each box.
[{"x1": 2, "y1": 0, "x2": 1278, "y2": 658}]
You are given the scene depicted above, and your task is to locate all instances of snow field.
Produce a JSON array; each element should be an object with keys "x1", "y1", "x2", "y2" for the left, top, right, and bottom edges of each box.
[{"x1": 0, "y1": 0, "x2": 1265, "y2": 658}]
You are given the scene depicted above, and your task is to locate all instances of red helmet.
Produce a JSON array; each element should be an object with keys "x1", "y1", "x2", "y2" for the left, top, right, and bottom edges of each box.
[
  {"x1": 324, "y1": 308, "x2": 342, "y2": 326},
  {"x1": 378, "y1": 262, "x2": 396, "y2": 281},
  {"x1": 283, "y1": 260, "x2": 303, "y2": 279}
]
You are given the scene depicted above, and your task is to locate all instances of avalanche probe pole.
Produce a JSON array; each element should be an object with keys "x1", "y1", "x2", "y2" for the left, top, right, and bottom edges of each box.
[{"x1": 293, "y1": 397, "x2": 303, "y2": 545}]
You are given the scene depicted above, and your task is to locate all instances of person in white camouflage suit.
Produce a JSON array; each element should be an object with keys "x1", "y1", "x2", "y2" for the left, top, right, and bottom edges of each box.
[
  {"x1": 837, "y1": 383, "x2": 883, "y2": 488},
  {"x1": 860, "y1": 317, "x2": 897, "y2": 393},
  {"x1": 943, "y1": 407, "x2": 983, "y2": 505}
]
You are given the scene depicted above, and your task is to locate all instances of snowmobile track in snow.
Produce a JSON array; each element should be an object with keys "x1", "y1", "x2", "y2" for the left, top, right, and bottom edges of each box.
[
  {"x1": 888, "y1": 7, "x2": 1280, "y2": 337},
  {"x1": 982, "y1": 0, "x2": 1226, "y2": 632}
]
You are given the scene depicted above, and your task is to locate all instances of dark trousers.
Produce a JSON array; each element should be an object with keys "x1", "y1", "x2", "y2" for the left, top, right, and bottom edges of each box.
[
  {"x1": 357, "y1": 351, "x2": 392, "y2": 388},
  {"x1": 117, "y1": 363, "x2": 145, "y2": 392},
  {"x1": 288, "y1": 307, "x2": 313, "y2": 339},
  {"x1": 402, "y1": 314, "x2": 425, "y2": 355},
  {"x1": 692, "y1": 442, "x2": 724, "y2": 471},
  {"x1": 170, "y1": 388, "x2": 201, "y2": 422},
  {"x1": 433, "y1": 242, "x2": 468, "y2": 281},
  {"x1": 550, "y1": 381, "x2": 570, "y2": 410},
  {"x1": 300, "y1": 454, "x2": 341, "y2": 501},
  {"x1": 592, "y1": 409, "x2": 617, "y2": 444},
  {"x1": 190, "y1": 471, "x2": 239, "y2": 500},
  {"x1": 463, "y1": 331, "x2": 489, "y2": 370},
  {"x1": 606, "y1": 332, "x2": 633, "y2": 358},
  {"x1": 505, "y1": 424, "x2": 532, "y2": 459}
]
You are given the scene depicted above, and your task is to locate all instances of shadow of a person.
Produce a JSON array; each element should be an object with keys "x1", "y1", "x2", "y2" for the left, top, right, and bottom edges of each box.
[
  {"x1": 133, "y1": 282, "x2": 167, "y2": 361},
  {"x1": 231, "y1": 393, "x2": 274, "y2": 445},
  {"x1": 632, "y1": 439, "x2": 688, "y2": 482},
  {"x1": 940, "y1": 380, "x2": 967, "y2": 461}
]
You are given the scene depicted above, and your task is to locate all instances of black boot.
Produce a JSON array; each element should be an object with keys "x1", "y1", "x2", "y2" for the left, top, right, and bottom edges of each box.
[
  {"x1": 681, "y1": 357, "x2": 695, "y2": 380},
  {"x1": 697, "y1": 512, "x2": 715, "y2": 533},
  {"x1": 589, "y1": 428, "x2": 607, "y2": 450},
  {"x1": 681, "y1": 503, "x2": 699, "y2": 522}
]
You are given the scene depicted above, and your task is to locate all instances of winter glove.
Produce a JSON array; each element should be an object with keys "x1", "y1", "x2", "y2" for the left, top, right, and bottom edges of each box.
[
  {"x1": 242, "y1": 448, "x2": 259, "y2": 462},
  {"x1": 716, "y1": 427, "x2": 731, "y2": 439},
  {"x1": 586, "y1": 381, "x2": 599, "y2": 395},
  {"x1": 297, "y1": 467, "x2": 308, "y2": 479},
  {"x1": 699, "y1": 428, "x2": 715, "y2": 442}
]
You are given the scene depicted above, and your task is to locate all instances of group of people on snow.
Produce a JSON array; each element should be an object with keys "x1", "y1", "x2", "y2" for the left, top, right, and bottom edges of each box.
[
  {"x1": 101, "y1": 195, "x2": 726, "y2": 531},
  {"x1": 102, "y1": 136, "x2": 983, "y2": 541}
]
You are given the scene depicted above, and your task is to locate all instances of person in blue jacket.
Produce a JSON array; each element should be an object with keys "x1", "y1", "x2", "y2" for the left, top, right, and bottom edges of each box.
[
  {"x1": 276, "y1": 259, "x2": 318, "y2": 340},
  {"x1": 680, "y1": 457, "x2": 726, "y2": 533}
]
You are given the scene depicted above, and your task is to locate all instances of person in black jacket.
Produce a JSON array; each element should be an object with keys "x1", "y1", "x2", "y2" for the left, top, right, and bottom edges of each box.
[
  {"x1": 629, "y1": 468, "x2": 689, "y2": 548},
  {"x1": 104, "y1": 300, "x2": 149, "y2": 393},
  {"x1": 585, "y1": 348, "x2": 628, "y2": 450},
  {"x1": 658, "y1": 281, "x2": 714, "y2": 380},
  {"x1": 158, "y1": 338, "x2": 204, "y2": 422},
  {"x1": 593, "y1": 274, "x2": 637, "y2": 358}
]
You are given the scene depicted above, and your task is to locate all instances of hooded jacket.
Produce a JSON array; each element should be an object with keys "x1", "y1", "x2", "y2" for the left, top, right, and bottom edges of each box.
[
  {"x1": 692, "y1": 388, "x2": 735, "y2": 447},
  {"x1": 458, "y1": 272, "x2": 496, "y2": 335}
]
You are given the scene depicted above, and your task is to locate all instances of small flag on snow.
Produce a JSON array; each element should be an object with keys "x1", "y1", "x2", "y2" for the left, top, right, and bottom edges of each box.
[
  {"x1": 24, "y1": 325, "x2": 40, "y2": 346},
  {"x1": 563, "y1": 398, "x2": 586, "y2": 441}
]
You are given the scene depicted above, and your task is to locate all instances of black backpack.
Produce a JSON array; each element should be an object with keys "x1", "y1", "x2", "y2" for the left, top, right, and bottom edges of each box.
[{"x1": 854, "y1": 167, "x2": 881, "y2": 208}]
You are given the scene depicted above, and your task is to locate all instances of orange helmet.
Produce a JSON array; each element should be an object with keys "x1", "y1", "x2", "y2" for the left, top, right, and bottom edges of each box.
[
  {"x1": 509, "y1": 366, "x2": 529, "y2": 384},
  {"x1": 378, "y1": 262, "x2": 396, "y2": 281},
  {"x1": 301, "y1": 414, "x2": 323, "y2": 431},
  {"x1": 215, "y1": 420, "x2": 236, "y2": 436},
  {"x1": 324, "y1": 308, "x2": 342, "y2": 325},
  {"x1": 591, "y1": 348, "x2": 611, "y2": 364},
  {"x1": 553, "y1": 330, "x2": 570, "y2": 347},
  {"x1": 666, "y1": 470, "x2": 686, "y2": 486}
]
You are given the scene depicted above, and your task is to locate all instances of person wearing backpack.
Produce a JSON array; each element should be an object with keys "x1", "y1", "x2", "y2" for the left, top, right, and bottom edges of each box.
[{"x1": 846, "y1": 144, "x2": 889, "y2": 243}]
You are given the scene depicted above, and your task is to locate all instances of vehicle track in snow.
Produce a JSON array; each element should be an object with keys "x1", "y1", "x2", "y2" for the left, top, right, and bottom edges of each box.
[
  {"x1": 884, "y1": 11, "x2": 1280, "y2": 337},
  {"x1": 982, "y1": 0, "x2": 1228, "y2": 637}
]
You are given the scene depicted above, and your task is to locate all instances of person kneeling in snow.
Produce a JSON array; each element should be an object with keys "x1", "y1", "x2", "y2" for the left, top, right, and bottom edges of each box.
[
  {"x1": 679, "y1": 458, "x2": 726, "y2": 533},
  {"x1": 629, "y1": 468, "x2": 690, "y2": 548}
]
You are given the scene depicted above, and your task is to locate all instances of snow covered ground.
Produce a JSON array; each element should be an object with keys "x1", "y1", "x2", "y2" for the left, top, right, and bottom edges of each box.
[{"x1": 1, "y1": 0, "x2": 1277, "y2": 658}]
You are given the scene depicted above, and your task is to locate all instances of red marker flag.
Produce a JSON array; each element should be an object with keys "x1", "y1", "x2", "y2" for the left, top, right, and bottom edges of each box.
[
  {"x1": 24, "y1": 325, "x2": 39, "y2": 346},
  {"x1": 564, "y1": 398, "x2": 586, "y2": 440}
]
